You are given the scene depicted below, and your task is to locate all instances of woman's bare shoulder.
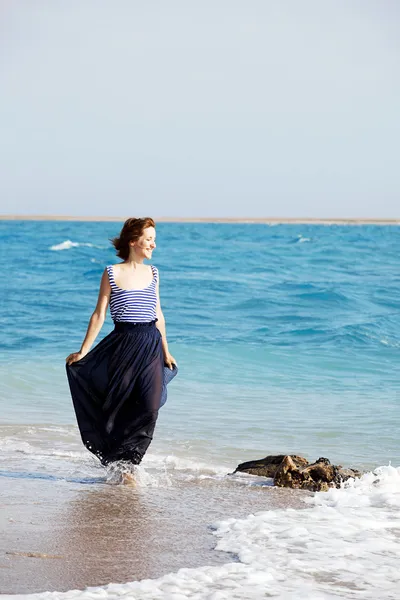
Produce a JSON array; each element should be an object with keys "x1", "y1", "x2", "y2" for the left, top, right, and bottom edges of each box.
[{"x1": 108, "y1": 262, "x2": 124, "y2": 271}]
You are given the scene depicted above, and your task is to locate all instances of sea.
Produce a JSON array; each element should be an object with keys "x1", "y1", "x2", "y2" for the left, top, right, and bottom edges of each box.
[{"x1": 1, "y1": 220, "x2": 399, "y2": 599}]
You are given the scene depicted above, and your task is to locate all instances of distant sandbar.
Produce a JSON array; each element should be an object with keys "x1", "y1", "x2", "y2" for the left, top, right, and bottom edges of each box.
[{"x1": 0, "y1": 215, "x2": 399, "y2": 225}]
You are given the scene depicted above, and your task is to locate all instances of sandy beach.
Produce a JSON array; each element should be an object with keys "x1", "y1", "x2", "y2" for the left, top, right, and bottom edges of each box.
[
  {"x1": 0, "y1": 473, "x2": 305, "y2": 595},
  {"x1": 0, "y1": 215, "x2": 399, "y2": 224}
]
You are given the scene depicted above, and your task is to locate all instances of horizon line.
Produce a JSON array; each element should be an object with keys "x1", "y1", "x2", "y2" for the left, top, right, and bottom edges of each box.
[{"x1": 0, "y1": 214, "x2": 399, "y2": 225}]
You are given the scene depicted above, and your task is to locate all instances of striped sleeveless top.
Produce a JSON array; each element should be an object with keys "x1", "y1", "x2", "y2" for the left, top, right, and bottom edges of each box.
[{"x1": 106, "y1": 265, "x2": 158, "y2": 323}]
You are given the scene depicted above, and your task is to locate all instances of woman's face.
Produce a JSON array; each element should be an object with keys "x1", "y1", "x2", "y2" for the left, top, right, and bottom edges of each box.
[{"x1": 134, "y1": 226, "x2": 156, "y2": 260}]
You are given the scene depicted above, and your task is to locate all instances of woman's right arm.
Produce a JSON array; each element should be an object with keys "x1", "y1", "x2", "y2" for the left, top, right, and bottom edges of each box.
[{"x1": 66, "y1": 269, "x2": 111, "y2": 365}]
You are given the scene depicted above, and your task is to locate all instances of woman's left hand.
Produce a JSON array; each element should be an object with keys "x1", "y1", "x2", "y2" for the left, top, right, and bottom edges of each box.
[{"x1": 164, "y1": 351, "x2": 177, "y2": 370}]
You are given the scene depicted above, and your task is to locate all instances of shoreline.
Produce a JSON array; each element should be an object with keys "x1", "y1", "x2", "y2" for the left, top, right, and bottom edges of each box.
[
  {"x1": 0, "y1": 471, "x2": 305, "y2": 595},
  {"x1": 0, "y1": 215, "x2": 399, "y2": 225}
]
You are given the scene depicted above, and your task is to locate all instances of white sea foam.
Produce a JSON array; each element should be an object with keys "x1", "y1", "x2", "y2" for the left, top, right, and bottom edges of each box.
[
  {"x1": 49, "y1": 240, "x2": 96, "y2": 251},
  {"x1": 296, "y1": 234, "x2": 311, "y2": 243},
  {"x1": 145, "y1": 452, "x2": 228, "y2": 477},
  {"x1": 0, "y1": 428, "x2": 233, "y2": 490},
  {"x1": 0, "y1": 436, "x2": 83, "y2": 459},
  {"x1": 8, "y1": 465, "x2": 400, "y2": 600},
  {"x1": 0, "y1": 432, "x2": 226, "y2": 476}
]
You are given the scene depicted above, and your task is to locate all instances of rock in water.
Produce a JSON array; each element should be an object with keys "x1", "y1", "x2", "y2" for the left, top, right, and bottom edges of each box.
[
  {"x1": 274, "y1": 456, "x2": 336, "y2": 491},
  {"x1": 234, "y1": 455, "x2": 308, "y2": 478},
  {"x1": 235, "y1": 454, "x2": 361, "y2": 491}
]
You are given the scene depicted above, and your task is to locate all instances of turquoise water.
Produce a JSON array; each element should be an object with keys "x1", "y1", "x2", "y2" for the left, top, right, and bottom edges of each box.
[{"x1": 1, "y1": 220, "x2": 399, "y2": 470}]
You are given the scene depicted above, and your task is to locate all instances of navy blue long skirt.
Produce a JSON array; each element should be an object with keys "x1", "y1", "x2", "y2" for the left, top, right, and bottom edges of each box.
[{"x1": 66, "y1": 321, "x2": 167, "y2": 466}]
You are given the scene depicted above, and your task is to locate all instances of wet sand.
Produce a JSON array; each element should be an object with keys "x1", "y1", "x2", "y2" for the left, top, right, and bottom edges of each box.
[
  {"x1": 0, "y1": 215, "x2": 399, "y2": 224},
  {"x1": 0, "y1": 473, "x2": 307, "y2": 595}
]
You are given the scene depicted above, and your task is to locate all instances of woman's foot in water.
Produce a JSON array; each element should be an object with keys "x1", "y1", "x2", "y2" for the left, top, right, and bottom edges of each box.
[
  {"x1": 105, "y1": 461, "x2": 138, "y2": 485},
  {"x1": 121, "y1": 471, "x2": 136, "y2": 486}
]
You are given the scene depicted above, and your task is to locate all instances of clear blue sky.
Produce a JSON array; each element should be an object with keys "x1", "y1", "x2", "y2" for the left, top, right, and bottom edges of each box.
[{"x1": 1, "y1": 1, "x2": 399, "y2": 218}]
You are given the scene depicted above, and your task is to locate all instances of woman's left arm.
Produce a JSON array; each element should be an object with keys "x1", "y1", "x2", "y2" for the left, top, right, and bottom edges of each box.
[{"x1": 155, "y1": 275, "x2": 177, "y2": 369}]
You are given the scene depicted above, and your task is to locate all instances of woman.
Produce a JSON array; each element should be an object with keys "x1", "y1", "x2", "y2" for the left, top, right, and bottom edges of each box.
[{"x1": 66, "y1": 217, "x2": 177, "y2": 469}]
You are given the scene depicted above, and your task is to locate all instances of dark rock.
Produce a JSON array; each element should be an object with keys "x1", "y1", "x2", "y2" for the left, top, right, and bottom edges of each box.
[
  {"x1": 274, "y1": 455, "x2": 308, "y2": 489},
  {"x1": 235, "y1": 454, "x2": 308, "y2": 478},
  {"x1": 315, "y1": 457, "x2": 331, "y2": 465},
  {"x1": 334, "y1": 467, "x2": 362, "y2": 485},
  {"x1": 275, "y1": 457, "x2": 338, "y2": 491},
  {"x1": 235, "y1": 454, "x2": 362, "y2": 492}
]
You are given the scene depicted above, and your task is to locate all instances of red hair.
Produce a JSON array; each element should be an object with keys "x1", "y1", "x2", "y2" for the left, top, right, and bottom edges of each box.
[{"x1": 111, "y1": 217, "x2": 155, "y2": 260}]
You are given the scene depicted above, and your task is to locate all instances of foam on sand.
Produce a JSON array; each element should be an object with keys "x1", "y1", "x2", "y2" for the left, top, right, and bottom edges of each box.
[{"x1": 8, "y1": 465, "x2": 400, "y2": 600}]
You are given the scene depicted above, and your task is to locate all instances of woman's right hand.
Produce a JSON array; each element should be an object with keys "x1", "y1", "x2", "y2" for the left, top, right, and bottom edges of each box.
[{"x1": 66, "y1": 351, "x2": 86, "y2": 366}]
